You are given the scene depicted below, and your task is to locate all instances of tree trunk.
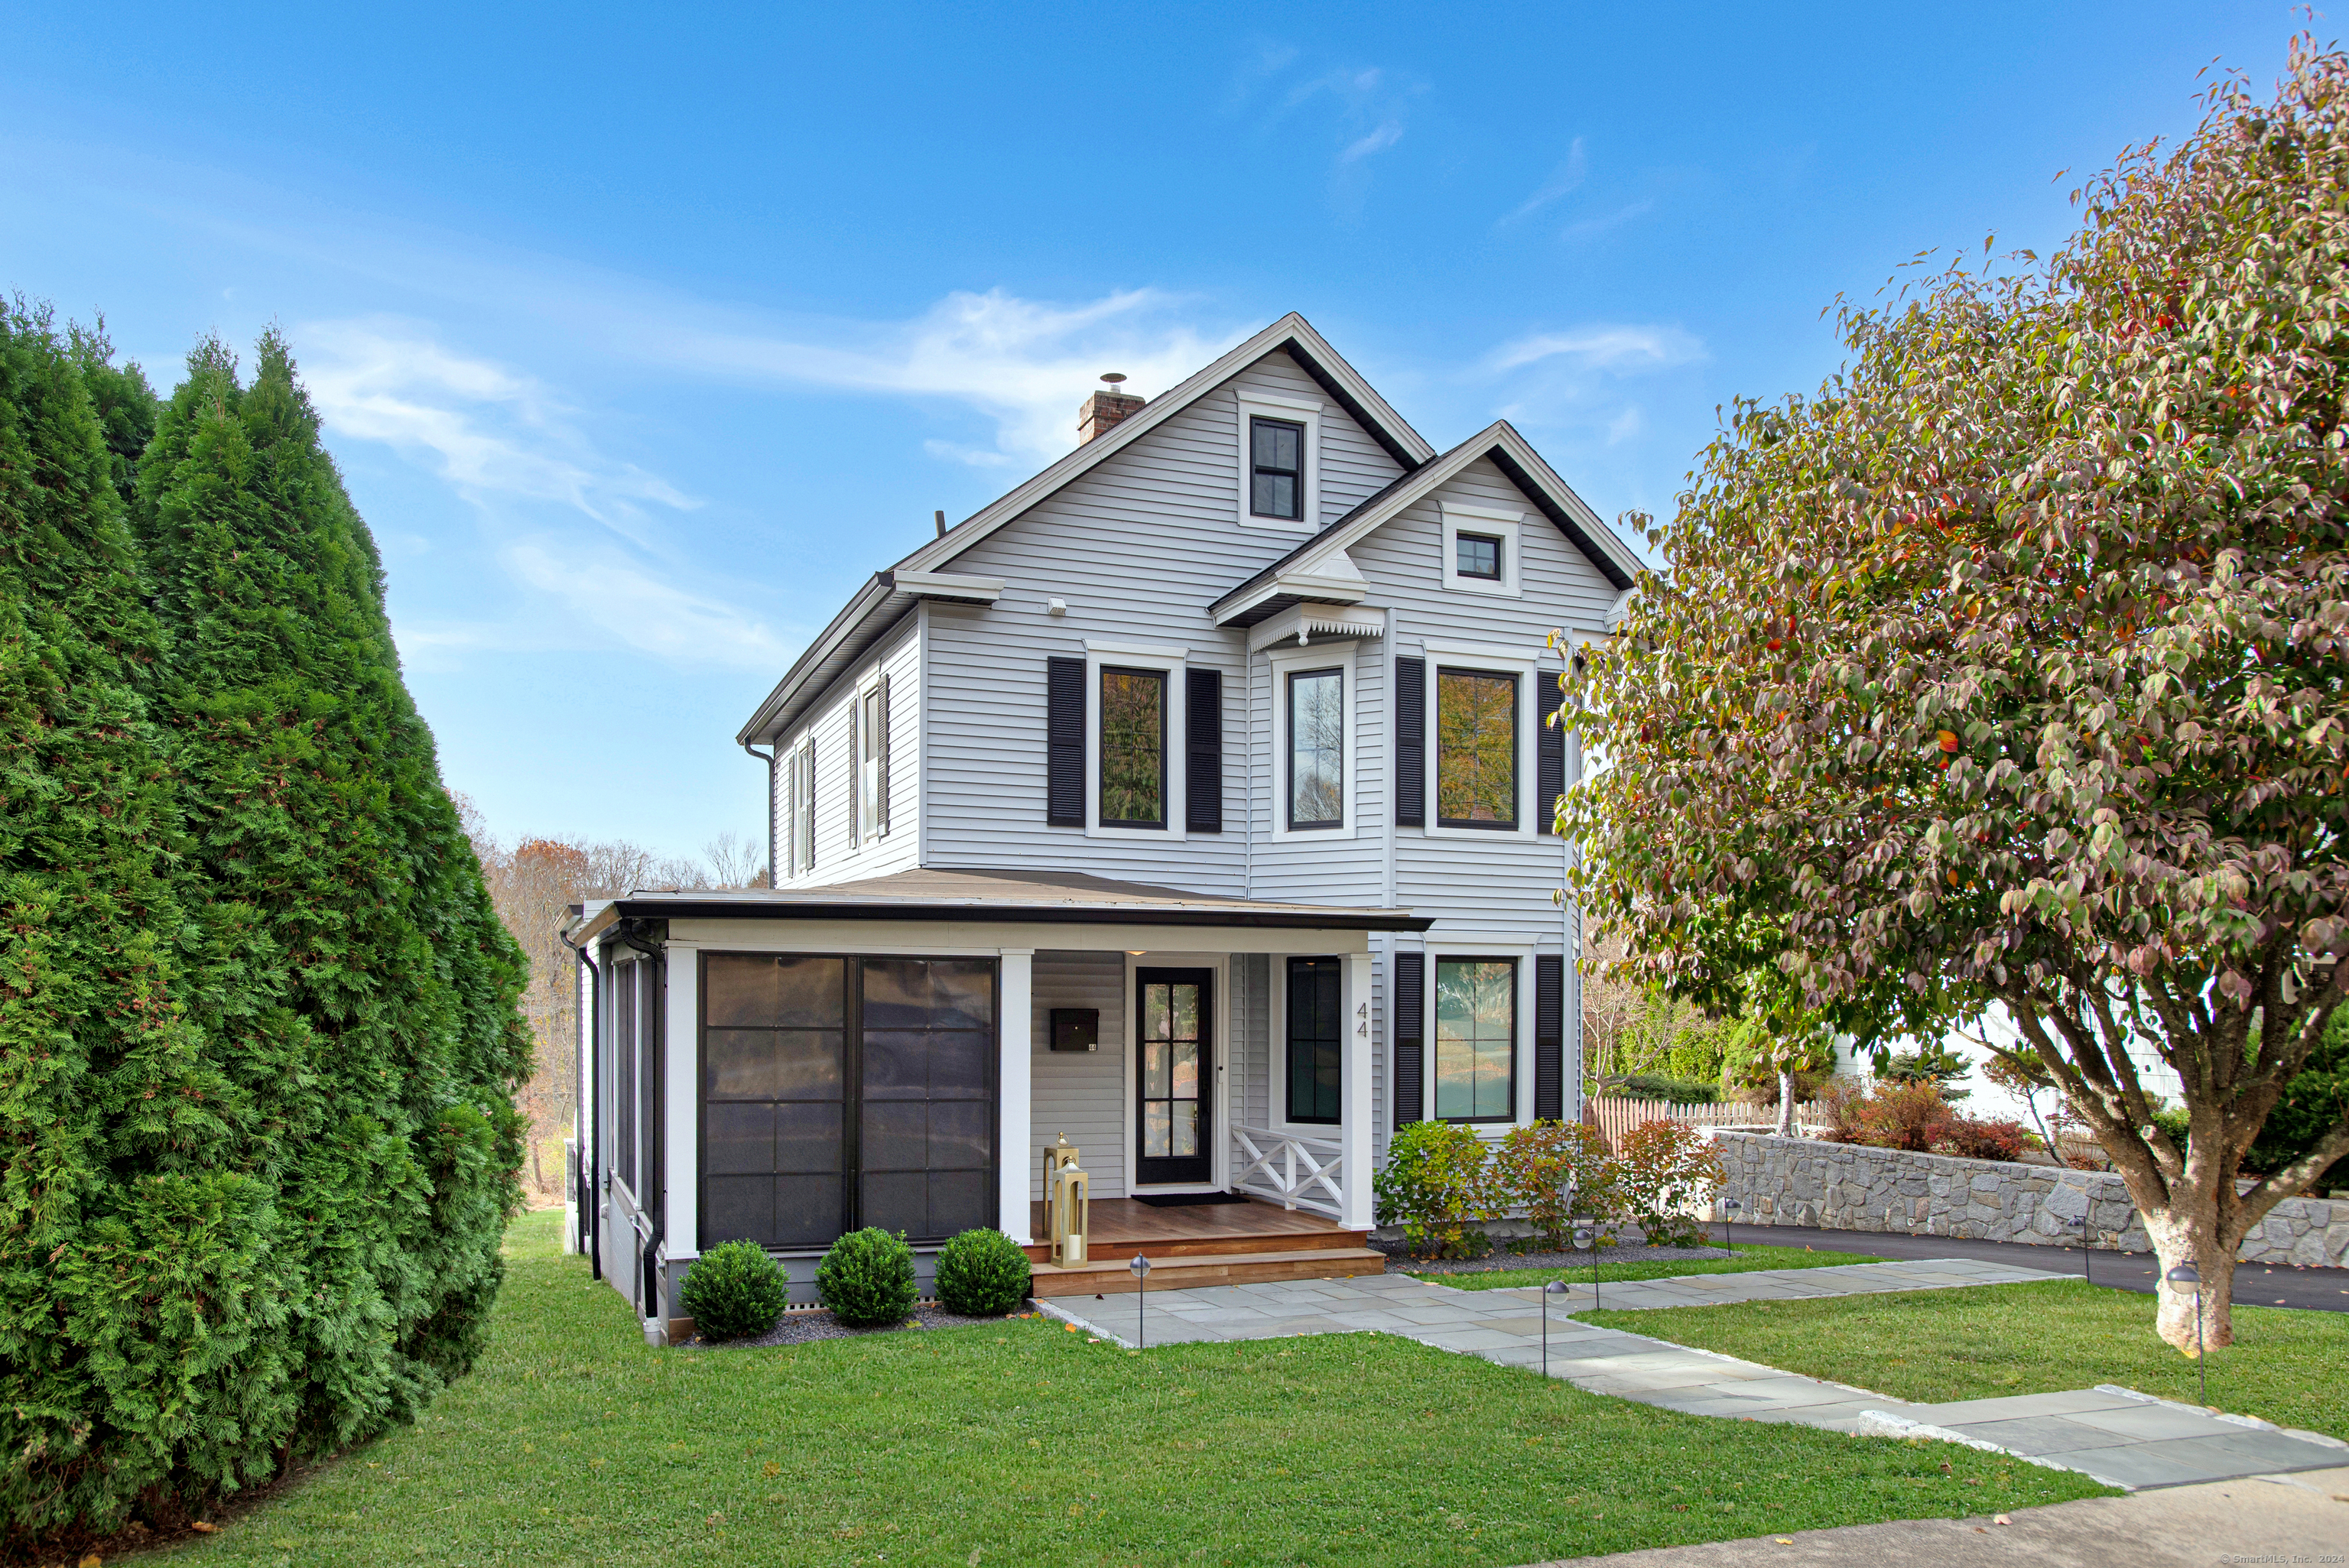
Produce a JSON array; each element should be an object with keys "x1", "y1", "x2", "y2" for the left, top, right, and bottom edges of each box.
[
  {"x1": 2139, "y1": 1201, "x2": 2234, "y2": 1364},
  {"x1": 1775, "y1": 1069, "x2": 1798, "y2": 1137}
]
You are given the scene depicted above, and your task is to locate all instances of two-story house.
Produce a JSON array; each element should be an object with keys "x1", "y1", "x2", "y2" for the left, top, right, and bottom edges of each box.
[{"x1": 567, "y1": 313, "x2": 1640, "y2": 1338}]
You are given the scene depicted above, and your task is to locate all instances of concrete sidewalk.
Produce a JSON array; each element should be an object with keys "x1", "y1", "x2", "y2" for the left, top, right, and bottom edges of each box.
[
  {"x1": 1039, "y1": 1260, "x2": 2349, "y2": 1489},
  {"x1": 1524, "y1": 1465, "x2": 2349, "y2": 1566}
]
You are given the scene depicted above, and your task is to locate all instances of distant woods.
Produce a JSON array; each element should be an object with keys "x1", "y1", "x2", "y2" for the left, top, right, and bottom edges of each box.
[{"x1": 453, "y1": 803, "x2": 767, "y2": 1196}]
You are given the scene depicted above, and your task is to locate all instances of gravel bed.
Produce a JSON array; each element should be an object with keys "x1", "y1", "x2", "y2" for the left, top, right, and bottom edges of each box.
[
  {"x1": 1377, "y1": 1238, "x2": 1738, "y2": 1277},
  {"x1": 692, "y1": 1301, "x2": 1025, "y2": 1349}
]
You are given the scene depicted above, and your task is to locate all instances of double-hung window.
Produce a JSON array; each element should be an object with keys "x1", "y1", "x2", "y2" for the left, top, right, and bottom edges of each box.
[
  {"x1": 781, "y1": 739, "x2": 815, "y2": 876},
  {"x1": 1436, "y1": 668, "x2": 1519, "y2": 829},
  {"x1": 1434, "y1": 957, "x2": 1516, "y2": 1122},
  {"x1": 1284, "y1": 956, "x2": 1342, "y2": 1125},
  {"x1": 856, "y1": 682, "x2": 889, "y2": 842},
  {"x1": 1286, "y1": 667, "x2": 1343, "y2": 829},
  {"x1": 1099, "y1": 666, "x2": 1167, "y2": 829},
  {"x1": 1249, "y1": 416, "x2": 1304, "y2": 521}
]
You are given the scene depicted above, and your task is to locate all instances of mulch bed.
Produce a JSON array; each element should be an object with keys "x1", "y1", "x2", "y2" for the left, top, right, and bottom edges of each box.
[{"x1": 690, "y1": 1301, "x2": 1026, "y2": 1348}]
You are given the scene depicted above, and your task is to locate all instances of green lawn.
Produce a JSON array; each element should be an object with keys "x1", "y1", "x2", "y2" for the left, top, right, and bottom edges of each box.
[
  {"x1": 1412, "y1": 1242, "x2": 1889, "y2": 1292},
  {"x1": 164, "y1": 1213, "x2": 2107, "y2": 1566},
  {"x1": 1586, "y1": 1278, "x2": 2349, "y2": 1443}
]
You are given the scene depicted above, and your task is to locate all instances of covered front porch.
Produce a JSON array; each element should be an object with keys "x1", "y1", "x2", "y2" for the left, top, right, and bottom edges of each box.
[{"x1": 574, "y1": 868, "x2": 1425, "y2": 1335}]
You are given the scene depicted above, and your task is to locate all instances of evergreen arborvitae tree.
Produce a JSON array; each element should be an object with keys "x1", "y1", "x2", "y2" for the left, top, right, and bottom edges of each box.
[
  {"x1": 0, "y1": 307, "x2": 260, "y2": 1537},
  {"x1": 131, "y1": 329, "x2": 531, "y2": 1483}
]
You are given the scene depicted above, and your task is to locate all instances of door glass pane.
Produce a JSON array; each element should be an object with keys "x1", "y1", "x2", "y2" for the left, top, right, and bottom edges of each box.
[
  {"x1": 1171, "y1": 1100, "x2": 1198, "y2": 1157},
  {"x1": 1144, "y1": 1040, "x2": 1170, "y2": 1099},
  {"x1": 1171, "y1": 1040, "x2": 1198, "y2": 1099},
  {"x1": 1144, "y1": 1102, "x2": 1171, "y2": 1158},
  {"x1": 1171, "y1": 983, "x2": 1197, "y2": 1045},
  {"x1": 1144, "y1": 983, "x2": 1171, "y2": 1040},
  {"x1": 1436, "y1": 670, "x2": 1519, "y2": 827},
  {"x1": 1100, "y1": 668, "x2": 1165, "y2": 826}
]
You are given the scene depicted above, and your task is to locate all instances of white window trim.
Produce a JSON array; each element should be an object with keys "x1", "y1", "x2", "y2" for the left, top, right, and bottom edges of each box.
[
  {"x1": 1235, "y1": 388, "x2": 1323, "y2": 533},
  {"x1": 1267, "y1": 641, "x2": 1355, "y2": 842},
  {"x1": 1123, "y1": 950, "x2": 1230, "y2": 1192},
  {"x1": 1084, "y1": 639, "x2": 1187, "y2": 841},
  {"x1": 1423, "y1": 940, "x2": 1538, "y2": 1132},
  {"x1": 853, "y1": 670, "x2": 885, "y2": 847},
  {"x1": 1271, "y1": 954, "x2": 1349, "y2": 1135},
  {"x1": 1441, "y1": 501, "x2": 1523, "y2": 598},
  {"x1": 1420, "y1": 639, "x2": 1539, "y2": 840}
]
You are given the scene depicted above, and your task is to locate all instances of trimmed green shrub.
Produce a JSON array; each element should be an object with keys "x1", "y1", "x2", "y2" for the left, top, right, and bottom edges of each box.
[
  {"x1": 817, "y1": 1228, "x2": 918, "y2": 1327},
  {"x1": 682, "y1": 1242, "x2": 789, "y2": 1341},
  {"x1": 1373, "y1": 1121, "x2": 1495, "y2": 1258},
  {"x1": 1613, "y1": 1120, "x2": 1725, "y2": 1249},
  {"x1": 0, "y1": 322, "x2": 531, "y2": 1547},
  {"x1": 933, "y1": 1228, "x2": 1032, "y2": 1316},
  {"x1": 1615, "y1": 1073, "x2": 1720, "y2": 1104}
]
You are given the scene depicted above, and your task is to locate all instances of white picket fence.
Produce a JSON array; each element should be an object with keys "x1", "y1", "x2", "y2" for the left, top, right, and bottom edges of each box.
[{"x1": 1587, "y1": 1096, "x2": 1831, "y2": 1148}]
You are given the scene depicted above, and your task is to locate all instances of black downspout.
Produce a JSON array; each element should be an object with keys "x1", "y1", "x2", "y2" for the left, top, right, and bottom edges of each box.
[
  {"x1": 742, "y1": 737, "x2": 777, "y2": 888},
  {"x1": 559, "y1": 919, "x2": 602, "y2": 1281}
]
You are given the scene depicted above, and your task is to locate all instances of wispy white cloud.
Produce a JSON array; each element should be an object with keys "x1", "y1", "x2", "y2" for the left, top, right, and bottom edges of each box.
[
  {"x1": 300, "y1": 317, "x2": 696, "y2": 534},
  {"x1": 1340, "y1": 121, "x2": 1405, "y2": 163},
  {"x1": 1502, "y1": 139, "x2": 1587, "y2": 225},
  {"x1": 1560, "y1": 198, "x2": 1657, "y2": 242},
  {"x1": 1606, "y1": 406, "x2": 1644, "y2": 445},
  {"x1": 502, "y1": 538, "x2": 791, "y2": 670},
  {"x1": 1488, "y1": 324, "x2": 1704, "y2": 375},
  {"x1": 650, "y1": 287, "x2": 1241, "y2": 465}
]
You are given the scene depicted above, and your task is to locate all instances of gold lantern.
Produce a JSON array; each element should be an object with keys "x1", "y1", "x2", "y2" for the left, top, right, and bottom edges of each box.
[{"x1": 1043, "y1": 1131, "x2": 1089, "y2": 1266}]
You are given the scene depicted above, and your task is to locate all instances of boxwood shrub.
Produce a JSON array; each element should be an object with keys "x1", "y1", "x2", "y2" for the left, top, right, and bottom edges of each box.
[
  {"x1": 816, "y1": 1228, "x2": 918, "y2": 1327},
  {"x1": 681, "y1": 1241, "x2": 789, "y2": 1342},
  {"x1": 933, "y1": 1228, "x2": 1032, "y2": 1316}
]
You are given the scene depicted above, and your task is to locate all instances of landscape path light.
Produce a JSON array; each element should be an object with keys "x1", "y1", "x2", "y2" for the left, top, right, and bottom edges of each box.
[
  {"x1": 1129, "y1": 1254, "x2": 1152, "y2": 1349},
  {"x1": 1718, "y1": 1196, "x2": 1740, "y2": 1253},
  {"x1": 2064, "y1": 1214, "x2": 2091, "y2": 1284},
  {"x1": 2165, "y1": 1261, "x2": 2204, "y2": 1406},
  {"x1": 1574, "y1": 1225, "x2": 1598, "y2": 1310},
  {"x1": 1542, "y1": 1280, "x2": 1568, "y2": 1379}
]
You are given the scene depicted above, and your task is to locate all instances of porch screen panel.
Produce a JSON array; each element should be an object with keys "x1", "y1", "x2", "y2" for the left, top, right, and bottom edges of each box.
[
  {"x1": 859, "y1": 959, "x2": 996, "y2": 1242},
  {"x1": 614, "y1": 960, "x2": 638, "y2": 1195},
  {"x1": 700, "y1": 955, "x2": 847, "y2": 1249}
]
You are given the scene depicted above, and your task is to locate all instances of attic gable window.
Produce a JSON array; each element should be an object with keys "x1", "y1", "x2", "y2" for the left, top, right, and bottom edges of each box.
[{"x1": 1250, "y1": 417, "x2": 1304, "y2": 521}]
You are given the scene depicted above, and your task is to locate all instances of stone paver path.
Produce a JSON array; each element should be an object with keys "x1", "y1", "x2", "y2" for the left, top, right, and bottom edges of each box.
[{"x1": 1038, "y1": 1259, "x2": 2349, "y2": 1491}]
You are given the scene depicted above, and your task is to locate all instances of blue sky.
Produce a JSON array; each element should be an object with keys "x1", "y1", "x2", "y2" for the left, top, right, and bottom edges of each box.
[{"x1": 2, "y1": 2, "x2": 2299, "y2": 865}]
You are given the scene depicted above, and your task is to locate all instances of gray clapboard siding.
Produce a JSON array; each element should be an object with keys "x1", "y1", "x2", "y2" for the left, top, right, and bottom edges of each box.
[
  {"x1": 772, "y1": 618, "x2": 921, "y2": 887},
  {"x1": 1029, "y1": 949, "x2": 1129, "y2": 1200},
  {"x1": 920, "y1": 351, "x2": 1405, "y2": 883}
]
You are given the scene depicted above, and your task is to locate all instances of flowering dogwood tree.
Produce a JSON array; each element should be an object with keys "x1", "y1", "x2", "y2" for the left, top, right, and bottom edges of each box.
[{"x1": 1559, "y1": 41, "x2": 2349, "y2": 1352}]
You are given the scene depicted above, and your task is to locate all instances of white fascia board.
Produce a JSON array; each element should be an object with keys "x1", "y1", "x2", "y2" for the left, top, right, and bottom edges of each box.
[
  {"x1": 1212, "y1": 550, "x2": 1369, "y2": 627},
  {"x1": 1247, "y1": 602, "x2": 1387, "y2": 654},
  {"x1": 889, "y1": 569, "x2": 1005, "y2": 605}
]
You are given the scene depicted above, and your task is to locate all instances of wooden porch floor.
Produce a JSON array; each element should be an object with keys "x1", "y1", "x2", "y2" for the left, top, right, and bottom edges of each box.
[{"x1": 1022, "y1": 1196, "x2": 1383, "y2": 1296}]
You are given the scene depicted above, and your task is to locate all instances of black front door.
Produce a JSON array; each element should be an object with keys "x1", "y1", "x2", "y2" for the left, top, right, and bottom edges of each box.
[{"x1": 1135, "y1": 967, "x2": 1213, "y2": 1186}]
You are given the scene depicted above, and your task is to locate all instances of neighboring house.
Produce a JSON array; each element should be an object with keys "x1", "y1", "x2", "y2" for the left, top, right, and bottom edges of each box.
[{"x1": 566, "y1": 313, "x2": 1640, "y2": 1336}]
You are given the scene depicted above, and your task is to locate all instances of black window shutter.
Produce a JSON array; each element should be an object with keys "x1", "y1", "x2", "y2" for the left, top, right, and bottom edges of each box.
[
  {"x1": 1392, "y1": 951, "x2": 1425, "y2": 1128},
  {"x1": 1046, "y1": 656, "x2": 1085, "y2": 826},
  {"x1": 1535, "y1": 953, "x2": 1565, "y2": 1121},
  {"x1": 1185, "y1": 669, "x2": 1222, "y2": 832},
  {"x1": 1394, "y1": 656, "x2": 1425, "y2": 827},
  {"x1": 876, "y1": 674, "x2": 892, "y2": 836},
  {"x1": 1538, "y1": 670, "x2": 1565, "y2": 836}
]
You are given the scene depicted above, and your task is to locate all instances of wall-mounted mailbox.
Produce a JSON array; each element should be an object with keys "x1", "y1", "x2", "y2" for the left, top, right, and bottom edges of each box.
[{"x1": 1049, "y1": 1008, "x2": 1100, "y2": 1052}]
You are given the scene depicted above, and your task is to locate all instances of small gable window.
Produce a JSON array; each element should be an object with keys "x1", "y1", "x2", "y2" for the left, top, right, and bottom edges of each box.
[
  {"x1": 1455, "y1": 532, "x2": 1503, "y2": 581},
  {"x1": 1249, "y1": 417, "x2": 1304, "y2": 521}
]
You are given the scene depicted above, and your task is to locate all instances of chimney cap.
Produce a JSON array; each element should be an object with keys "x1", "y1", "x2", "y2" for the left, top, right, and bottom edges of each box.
[{"x1": 1100, "y1": 372, "x2": 1128, "y2": 387}]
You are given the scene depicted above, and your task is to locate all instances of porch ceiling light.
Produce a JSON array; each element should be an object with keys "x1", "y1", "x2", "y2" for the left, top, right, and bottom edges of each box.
[{"x1": 1127, "y1": 950, "x2": 1147, "y2": 956}]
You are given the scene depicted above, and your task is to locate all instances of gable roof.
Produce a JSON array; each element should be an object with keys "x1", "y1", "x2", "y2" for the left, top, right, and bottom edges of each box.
[
  {"x1": 1207, "y1": 420, "x2": 1642, "y2": 627},
  {"x1": 738, "y1": 313, "x2": 1436, "y2": 745}
]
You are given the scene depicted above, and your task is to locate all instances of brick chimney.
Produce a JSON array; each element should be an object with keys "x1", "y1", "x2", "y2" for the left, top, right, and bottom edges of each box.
[{"x1": 1077, "y1": 373, "x2": 1145, "y2": 443}]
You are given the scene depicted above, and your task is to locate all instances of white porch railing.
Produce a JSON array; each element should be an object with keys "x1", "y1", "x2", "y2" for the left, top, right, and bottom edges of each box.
[{"x1": 1231, "y1": 1125, "x2": 1345, "y2": 1219}]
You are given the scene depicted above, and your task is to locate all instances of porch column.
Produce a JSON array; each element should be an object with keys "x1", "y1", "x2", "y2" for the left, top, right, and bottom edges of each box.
[
  {"x1": 1341, "y1": 950, "x2": 1374, "y2": 1229},
  {"x1": 663, "y1": 943, "x2": 700, "y2": 1286},
  {"x1": 999, "y1": 949, "x2": 1034, "y2": 1244}
]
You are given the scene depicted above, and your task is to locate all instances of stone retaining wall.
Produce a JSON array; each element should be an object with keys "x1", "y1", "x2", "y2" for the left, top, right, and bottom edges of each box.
[{"x1": 1706, "y1": 1130, "x2": 2349, "y2": 1268}]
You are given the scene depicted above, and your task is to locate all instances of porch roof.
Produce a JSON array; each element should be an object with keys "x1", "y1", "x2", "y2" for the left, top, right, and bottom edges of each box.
[{"x1": 566, "y1": 866, "x2": 1433, "y2": 943}]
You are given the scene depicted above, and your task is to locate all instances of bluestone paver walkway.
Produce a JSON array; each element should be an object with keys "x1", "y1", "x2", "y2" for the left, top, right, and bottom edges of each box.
[{"x1": 1038, "y1": 1258, "x2": 2349, "y2": 1491}]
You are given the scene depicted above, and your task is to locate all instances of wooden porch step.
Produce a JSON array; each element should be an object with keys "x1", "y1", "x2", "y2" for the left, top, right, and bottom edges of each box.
[
  {"x1": 1026, "y1": 1245, "x2": 1387, "y2": 1297},
  {"x1": 1020, "y1": 1226, "x2": 1370, "y2": 1265}
]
